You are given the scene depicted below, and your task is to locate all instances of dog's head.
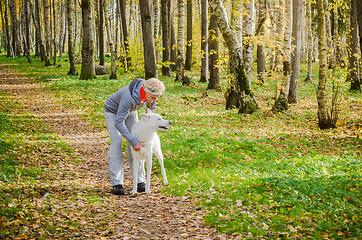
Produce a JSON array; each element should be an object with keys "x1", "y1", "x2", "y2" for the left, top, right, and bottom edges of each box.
[{"x1": 140, "y1": 108, "x2": 171, "y2": 130}]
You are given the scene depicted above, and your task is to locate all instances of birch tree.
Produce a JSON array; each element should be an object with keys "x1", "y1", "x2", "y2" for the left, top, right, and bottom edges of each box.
[
  {"x1": 43, "y1": 0, "x2": 51, "y2": 62},
  {"x1": 304, "y1": 0, "x2": 312, "y2": 82},
  {"x1": 316, "y1": 0, "x2": 337, "y2": 129},
  {"x1": 176, "y1": 0, "x2": 191, "y2": 84},
  {"x1": 288, "y1": 0, "x2": 303, "y2": 103},
  {"x1": 209, "y1": 0, "x2": 258, "y2": 114},
  {"x1": 243, "y1": 0, "x2": 255, "y2": 82}
]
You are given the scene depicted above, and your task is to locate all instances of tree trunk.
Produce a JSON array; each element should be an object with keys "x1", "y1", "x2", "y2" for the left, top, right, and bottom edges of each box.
[
  {"x1": 316, "y1": 0, "x2": 337, "y2": 129},
  {"x1": 288, "y1": 0, "x2": 302, "y2": 103},
  {"x1": 9, "y1": 0, "x2": 22, "y2": 57},
  {"x1": 231, "y1": 0, "x2": 242, "y2": 45},
  {"x1": 153, "y1": 0, "x2": 160, "y2": 62},
  {"x1": 256, "y1": 0, "x2": 266, "y2": 84},
  {"x1": 347, "y1": 0, "x2": 361, "y2": 92},
  {"x1": 207, "y1": 11, "x2": 219, "y2": 90},
  {"x1": 243, "y1": 0, "x2": 255, "y2": 82},
  {"x1": 272, "y1": 0, "x2": 291, "y2": 112},
  {"x1": 0, "y1": 0, "x2": 11, "y2": 57},
  {"x1": 80, "y1": 0, "x2": 96, "y2": 80},
  {"x1": 161, "y1": 0, "x2": 171, "y2": 76},
  {"x1": 356, "y1": 0, "x2": 362, "y2": 66},
  {"x1": 139, "y1": 0, "x2": 158, "y2": 79},
  {"x1": 271, "y1": 0, "x2": 283, "y2": 72},
  {"x1": 109, "y1": 42, "x2": 117, "y2": 79},
  {"x1": 304, "y1": 0, "x2": 312, "y2": 82},
  {"x1": 170, "y1": 7, "x2": 177, "y2": 71},
  {"x1": 209, "y1": 0, "x2": 258, "y2": 114},
  {"x1": 24, "y1": 0, "x2": 32, "y2": 63},
  {"x1": 175, "y1": 0, "x2": 191, "y2": 84},
  {"x1": 185, "y1": 0, "x2": 192, "y2": 70},
  {"x1": 200, "y1": 0, "x2": 208, "y2": 82},
  {"x1": 119, "y1": 0, "x2": 131, "y2": 70},
  {"x1": 52, "y1": 0, "x2": 57, "y2": 65},
  {"x1": 67, "y1": 0, "x2": 77, "y2": 75},
  {"x1": 43, "y1": 0, "x2": 51, "y2": 64},
  {"x1": 98, "y1": 0, "x2": 105, "y2": 66},
  {"x1": 58, "y1": 1, "x2": 65, "y2": 57},
  {"x1": 34, "y1": 0, "x2": 50, "y2": 65}
]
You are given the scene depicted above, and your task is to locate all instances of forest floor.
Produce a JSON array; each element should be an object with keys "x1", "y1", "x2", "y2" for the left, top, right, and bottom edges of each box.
[{"x1": 0, "y1": 63, "x2": 235, "y2": 239}]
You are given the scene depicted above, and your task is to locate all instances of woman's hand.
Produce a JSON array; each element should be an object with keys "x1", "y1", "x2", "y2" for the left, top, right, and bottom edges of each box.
[{"x1": 133, "y1": 142, "x2": 142, "y2": 152}]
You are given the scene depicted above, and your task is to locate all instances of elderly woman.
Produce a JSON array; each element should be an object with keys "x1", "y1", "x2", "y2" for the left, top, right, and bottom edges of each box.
[{"x1": 104, "y1": 78, "x2": 166, "y2": 195}]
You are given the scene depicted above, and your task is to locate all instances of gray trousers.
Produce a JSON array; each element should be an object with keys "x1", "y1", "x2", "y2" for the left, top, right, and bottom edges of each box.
[{"x1": 104, "y1": 110, "x2": 145, "y2": 186}]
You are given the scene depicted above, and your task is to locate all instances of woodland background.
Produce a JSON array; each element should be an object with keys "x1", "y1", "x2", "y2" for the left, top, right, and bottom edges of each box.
[{"x1": 0, "y1": 0, "x2": 361, "y2": 239}]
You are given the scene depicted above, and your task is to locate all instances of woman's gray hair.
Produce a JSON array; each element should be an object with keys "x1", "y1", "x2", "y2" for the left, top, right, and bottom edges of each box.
[{"x1": 144, "y1": 78, "x2": 165, "y2": 95}]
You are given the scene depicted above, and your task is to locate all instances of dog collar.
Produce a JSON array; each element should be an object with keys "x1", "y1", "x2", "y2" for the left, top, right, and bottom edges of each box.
[{"x1": 140, "y1": 86, "x2": 147, "y2": 102}]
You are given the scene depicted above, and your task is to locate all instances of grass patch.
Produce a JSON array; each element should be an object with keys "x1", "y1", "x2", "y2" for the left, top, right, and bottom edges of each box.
[{"x1": 1, "y1": 54, "x2": 361, "y2": 238}]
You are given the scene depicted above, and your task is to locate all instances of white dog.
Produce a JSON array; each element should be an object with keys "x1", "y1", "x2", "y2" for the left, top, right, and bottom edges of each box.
[{"x1": 130, "y1": 108, "x2": 171, "y2": 194}]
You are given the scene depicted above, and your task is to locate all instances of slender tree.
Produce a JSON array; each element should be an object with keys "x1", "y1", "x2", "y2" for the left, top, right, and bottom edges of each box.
[
  {"x1": 256, "y1": 0, "x2": 266, "y2": 84},
  {"x1": 175, "y1": 0, "x2": 190, "y2": 84},
  {"x1": 24, "y1": 0, "x2": 31, "y2": 62},
  {"x1": 80, "y1": 0, "x2": 96, "y2": 80},
  {"x1": 0, "y1": 0, "x2": 11, "y2": 57},
  {"x1": 139, "y1": 0, "x2": 158, "y2": 79},
  {"x1": 243, "y1": 0, "x2": 255, "y2": 82},
  {"x1": 98, "y1": 0, "x2": 105, "y2": 66},
  {"x1": 119, "y1": 0, "x2": 131, "y2": 70},
  {"x1": 200, "y1": 0, "x2": 208, "y2": 82},
  {"x1": 207, "y1": 10, "x2": 219, "y2": 90},
  {"x1": 316, "y1": 0, "x2": 337, "y2": 129},
  {"x1": 209, "y1": 0, "x2": 258, "y2": 114},
  {"x1": 288, "y1": 0, "x2": 303, "y2": 103},
  {"x1": 52, "y1": 0, "x2": 57, "y2": 65},
  {"x1": 304, "y1": 0, "x2": 312, "y2": 82},
  {"x1": 356, "y1": 0, "x2": 362, "y2": 63},
  {"x1": 67, "y1": 0, "x2": 77, "y2": 75},
  {"x1": 43, "y1": 0, "x2": 51, "y2": 64},
  {"x1": 161, "y1": 0, "x2": 171, "y2": 76},
  {"x1": 347, "y1": 0, "x2": 361, "y2": 92},
  {"x1": 185, "y1": 0, "x2": 192, "y2": 70},
  {"x1": 9, "y1": 0, "x2": 21, "y2": 57},
  {"x1": 34, "y1": 0, "x2": 51, "y2": 65},
  {"x1": 272, "y1": 0, "x2": 291, "y2": 112}
]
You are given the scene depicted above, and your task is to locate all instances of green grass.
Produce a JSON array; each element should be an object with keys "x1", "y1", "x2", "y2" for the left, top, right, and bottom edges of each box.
[{"x1": 1, "y1": 54, "x2": 361, "y2": 239}]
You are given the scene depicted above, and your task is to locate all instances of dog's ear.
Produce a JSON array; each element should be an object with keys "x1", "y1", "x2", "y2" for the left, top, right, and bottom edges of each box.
[
  {"x1": 146, "y1": 108, "x2": 152, "y2": 114},
  {"x1": 141, "y1": 113, "x2": 150, "y2": 119}
]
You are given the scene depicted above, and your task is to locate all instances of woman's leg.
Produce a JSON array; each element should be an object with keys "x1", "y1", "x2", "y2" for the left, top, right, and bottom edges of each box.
[{"x1": 104, "y1": 110, "x2": 124, "y2": 186}]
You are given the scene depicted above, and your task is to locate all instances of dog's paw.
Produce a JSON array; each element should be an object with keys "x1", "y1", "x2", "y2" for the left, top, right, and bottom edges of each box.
[
  {"x1": 145, "y1": 190, "x2": 151, "y2": 194},
  {"x1": 163, "y1": 180, "x2": 168, "y2": 186},
  {"x1": 130, "y1": 189, "x2": 137, "y2": 195}
]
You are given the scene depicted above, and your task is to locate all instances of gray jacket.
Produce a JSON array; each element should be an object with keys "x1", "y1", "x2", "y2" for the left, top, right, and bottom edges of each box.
[{"x1": 104, "y1": 78, "x2": 156, "y2": 146}]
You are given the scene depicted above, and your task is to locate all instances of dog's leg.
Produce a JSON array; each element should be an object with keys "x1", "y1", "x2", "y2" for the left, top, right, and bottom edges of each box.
[
  {"x1": 130, "y1": 152, "x2": 139, "y2": 194},
  {"x1": 145, "y1": 153, "x2": 153, "y2": 194},
  {"x1": 153, "y1": 135, "x2": 168, "y2": 186}
]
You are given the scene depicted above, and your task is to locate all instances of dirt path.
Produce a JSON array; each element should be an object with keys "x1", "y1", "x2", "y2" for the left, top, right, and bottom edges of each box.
[{"x1": 0, "y1": 63, "x2": 235, "y2": 239}]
